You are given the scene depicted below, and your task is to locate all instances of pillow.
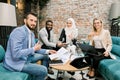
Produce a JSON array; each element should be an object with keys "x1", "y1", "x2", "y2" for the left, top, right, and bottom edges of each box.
[
  {"x1": 0, "y1": 45, "x2": 5, "y2": 62},
  {"x1": 111, "y1": 44, "x2": 120, "y2": 57}
]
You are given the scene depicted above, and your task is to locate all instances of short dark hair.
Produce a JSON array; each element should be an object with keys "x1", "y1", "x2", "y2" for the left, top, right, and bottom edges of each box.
[
  {"x1": 46, "y1": 20, "x2": 53, "y2": 25},
  {"x1": 24, "y1": 12, "x2": 37, "y2": 19}
]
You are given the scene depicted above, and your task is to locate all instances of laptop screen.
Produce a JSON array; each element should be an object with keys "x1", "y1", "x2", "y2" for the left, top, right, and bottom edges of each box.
[{"x1": 70, "y1": 56, "x2": 89, "y2": 69}]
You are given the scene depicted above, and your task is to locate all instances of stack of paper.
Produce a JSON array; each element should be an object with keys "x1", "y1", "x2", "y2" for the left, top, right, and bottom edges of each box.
[{"x1": 49, "y1": 47, "x2": 71, "y2": 64}]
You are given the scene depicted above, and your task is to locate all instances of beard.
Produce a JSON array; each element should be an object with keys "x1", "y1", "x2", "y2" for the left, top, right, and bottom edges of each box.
[
  {"x1": 26, "y1": 24, "x2": 35, "y2": 31},
  {"x1": 46, "y1": 27, "x2": 52, "y2": 31}
]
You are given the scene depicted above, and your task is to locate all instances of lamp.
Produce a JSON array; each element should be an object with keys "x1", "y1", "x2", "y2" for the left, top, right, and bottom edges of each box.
[
  {"x1": 0, "y1": 2, "x2": 17, "y2": 26},
  {"x1": 0, "y1": 2, "x2": 17, "y2": 50},
  {"x1": 109, "y1": 3, "x2": 120, "y2": 20}
]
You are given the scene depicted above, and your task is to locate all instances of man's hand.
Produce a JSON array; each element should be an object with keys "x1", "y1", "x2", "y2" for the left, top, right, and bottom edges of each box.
[
  {"x1": 62, "y1": 43, "x2": 69, "y2": 47},
  {"x1": 34, "y1": 41, "x2": 41, "y2": 51},
  {"x1": 56, "y1": 42, "x2": 63, "y2": 47},
  {"x1": 49, "y1": 50, "x2": 57, "y2": 54},
  {"x1": 57, "y1": 42, "x2": 68, "y2": 47}
]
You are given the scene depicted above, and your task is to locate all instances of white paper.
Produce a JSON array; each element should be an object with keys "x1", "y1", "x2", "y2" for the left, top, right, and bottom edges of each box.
[
  {"x1": 49, "y1": 47, "x2": 69, "y2": 60},
  {"x1": 60, "y1": 51, "x2": 71, "y2": 64},
  {"x1": 49, "y1": 46, "x2": 84, "y2": 64}
]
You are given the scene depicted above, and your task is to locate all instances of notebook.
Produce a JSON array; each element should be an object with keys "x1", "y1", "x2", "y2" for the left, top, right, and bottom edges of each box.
[{"x1": 70, "y1": 56, "x2": 89, "y2": 69}]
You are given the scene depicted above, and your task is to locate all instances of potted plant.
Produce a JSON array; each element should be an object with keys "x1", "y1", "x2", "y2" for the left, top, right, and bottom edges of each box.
[
  {"x1": 112, "y1": 16, "x2": 120, "y2": 27},
  {"x1": 111, "y1": 16, "x2": 120, "y2": 36}
]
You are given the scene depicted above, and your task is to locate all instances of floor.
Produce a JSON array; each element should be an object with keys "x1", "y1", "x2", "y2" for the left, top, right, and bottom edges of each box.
[{"x1": 48, "y1": 69, "x2": 104, "y2": 80}]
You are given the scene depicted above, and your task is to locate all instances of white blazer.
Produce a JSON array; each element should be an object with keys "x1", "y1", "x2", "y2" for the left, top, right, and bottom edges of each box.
[{"x1": 89, "y1": 29, "x2": 116, "y2": 59}]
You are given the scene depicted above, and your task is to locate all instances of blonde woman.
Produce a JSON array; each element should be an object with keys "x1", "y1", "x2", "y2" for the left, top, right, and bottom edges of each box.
[{"x1": 86, "y1": 18, "x2": 115, "y2": 78}]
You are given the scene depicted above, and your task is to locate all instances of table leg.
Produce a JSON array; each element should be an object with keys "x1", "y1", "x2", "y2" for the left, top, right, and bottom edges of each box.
[
  {"x1": 56, "y1": 70, "x2": 65, "y2": 80},
  {"x1": 56, "y1": 70, "x2": 59, "y2": 79},
  {"x1": 80, "y1": 71, "x2": 87, "y2": 80}
]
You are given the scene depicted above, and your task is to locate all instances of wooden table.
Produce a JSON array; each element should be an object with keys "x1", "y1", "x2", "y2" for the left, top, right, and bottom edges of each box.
[{"x1": 50, "y1": 60, "x2": 89, "y2": 80}]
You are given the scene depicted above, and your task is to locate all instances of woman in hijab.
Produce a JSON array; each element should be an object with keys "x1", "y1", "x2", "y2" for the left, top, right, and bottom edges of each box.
[
  {"x1": 59, "y1": 18, "x2": 78, "y2": 79},
  {"x1": 59, "y1": 18, "x2": 78, "y2": 45}
]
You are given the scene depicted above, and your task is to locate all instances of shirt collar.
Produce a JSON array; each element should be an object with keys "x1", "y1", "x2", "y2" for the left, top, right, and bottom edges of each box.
[{"x1": 25, "y1": 25, "x2": 31, "y2": 33}]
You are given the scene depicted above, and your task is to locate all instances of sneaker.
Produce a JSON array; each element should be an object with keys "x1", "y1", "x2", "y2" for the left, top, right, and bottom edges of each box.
[
  {"x1": 48, "y1": 68, "x2": 54, "y2": 74},
  {"x1": 46, "y1": 76, "x2": 55, "y2": 80}
]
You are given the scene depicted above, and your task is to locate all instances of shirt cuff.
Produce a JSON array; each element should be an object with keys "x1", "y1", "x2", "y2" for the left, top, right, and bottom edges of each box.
[
  {"x1": 45, "y1": 50, "x2": 50, "y2": 54},
  {"x1": 33, "y1": 47, "x2": 36, "y2": 52}
]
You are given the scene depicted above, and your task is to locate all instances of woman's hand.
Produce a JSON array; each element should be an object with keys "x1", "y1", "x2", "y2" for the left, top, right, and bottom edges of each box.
[{"x1": 103, "y1": 51, "x2": 109, "y2": 57}]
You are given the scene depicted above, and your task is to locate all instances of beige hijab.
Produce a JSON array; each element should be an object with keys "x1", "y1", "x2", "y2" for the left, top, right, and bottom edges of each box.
[{"x1": 65, "y1": 18, "x2": 78, "y2": 43}]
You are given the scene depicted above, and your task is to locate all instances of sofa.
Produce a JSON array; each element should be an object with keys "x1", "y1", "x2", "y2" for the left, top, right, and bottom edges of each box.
[
  {"x1": 0, "y1": 45, "x2": 32, "y2": 80},
  {"x1": 98, "y1": 36, "x2": 120, "y2": 80}
]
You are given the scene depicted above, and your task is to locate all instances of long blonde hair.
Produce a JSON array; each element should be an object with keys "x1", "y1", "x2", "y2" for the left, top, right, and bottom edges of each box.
[
  {"x1": 93, "y1": 18, "x2": 103, "y2": 32},
  {"x1": 88, "y1": 18, "x2": 103, "y2": 42}
]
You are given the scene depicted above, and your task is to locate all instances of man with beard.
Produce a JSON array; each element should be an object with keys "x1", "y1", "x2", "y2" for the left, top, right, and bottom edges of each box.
[
  {"x1": 39, "y1": 20, "x2": 66, "y2": 74},
  {"x1": 3, "y1": 12, "x2": 56, "y2": 80},
  {"x1": 39, "y1": 20, "x2": 65, "y2": 50}
]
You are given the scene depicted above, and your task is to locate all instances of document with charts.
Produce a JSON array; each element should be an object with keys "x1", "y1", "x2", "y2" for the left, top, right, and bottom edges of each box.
[
  {"x1": 49, "y1": 47, "x2": 71, "y2": 64},
  {"x1": 49, "y1": 47, "x2": 84, "y2": 64}
]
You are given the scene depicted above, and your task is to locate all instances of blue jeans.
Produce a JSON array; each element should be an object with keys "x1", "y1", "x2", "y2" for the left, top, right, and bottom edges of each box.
[{"x1": 21, "y1": 54, "x2": 49, "y2": 80}]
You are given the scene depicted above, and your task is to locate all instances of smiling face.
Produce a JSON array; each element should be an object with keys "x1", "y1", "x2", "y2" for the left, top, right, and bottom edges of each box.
[
  {"x1": 66, "y1": 20, "x2": 72, "y2": 28},
  {"x1": 45, "y1": 20, "x2": 53, "y2": 31},
  {"x1": 24, "y1": 14, "x2": 37, "y2": 30},
  {"x1": 93, "y1": 19, "x2": 102, "y2": 31},
  {"x1": 46, "y1": 22, "x2": 53, "y2": 31}
]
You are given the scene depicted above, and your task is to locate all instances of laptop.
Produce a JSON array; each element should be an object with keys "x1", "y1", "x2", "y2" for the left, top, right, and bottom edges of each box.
[
  {"x1": 70, "y1": 56, "x2": 89, "y2": 69},
  {"x1": 77, "y1": 43, "x2": 96, "y2": 52},
  {"x1": 76, "y1": 43, "x2": 103, "y2": 56}
]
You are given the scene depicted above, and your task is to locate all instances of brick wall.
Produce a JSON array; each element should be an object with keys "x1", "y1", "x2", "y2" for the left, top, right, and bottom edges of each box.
[{"x1": 39, "y1": 0, "x2": 120, "y2": 40}]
